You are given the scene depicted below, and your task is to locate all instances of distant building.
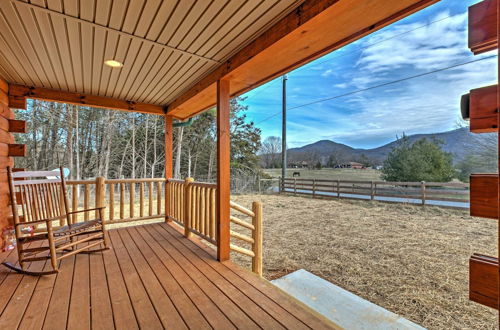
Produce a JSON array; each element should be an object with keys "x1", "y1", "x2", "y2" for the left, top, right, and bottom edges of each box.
[{"x1": 335, "y1": 162, "x2": 365, "y2": 169}]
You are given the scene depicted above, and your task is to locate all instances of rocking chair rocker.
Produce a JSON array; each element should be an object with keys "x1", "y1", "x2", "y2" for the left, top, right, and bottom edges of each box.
[{"x1": 3, "y1": 167, "x2": 109, "y2": 275}]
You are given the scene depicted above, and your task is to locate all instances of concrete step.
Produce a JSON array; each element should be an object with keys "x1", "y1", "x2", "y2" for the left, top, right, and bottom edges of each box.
[{"x1": 271, "y1": 269, "x2": 425, "y2": 330}]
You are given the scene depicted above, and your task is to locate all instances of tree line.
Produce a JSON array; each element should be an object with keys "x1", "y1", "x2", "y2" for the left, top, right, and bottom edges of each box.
[
  {"x1": 15, "y1": 98, "x2": 262, "y2": 191},
  {"x1": 260, "y1": 134, "x2": 496, "y2": 183}
]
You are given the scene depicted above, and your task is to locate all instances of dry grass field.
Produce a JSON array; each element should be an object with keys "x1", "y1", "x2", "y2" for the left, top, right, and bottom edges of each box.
[
  {"x1": 264, "y1": 168, "x2": 383, "y2": 181},
  {"x1": 230, "y1": 194, "x2": 497, "y2": 330}
]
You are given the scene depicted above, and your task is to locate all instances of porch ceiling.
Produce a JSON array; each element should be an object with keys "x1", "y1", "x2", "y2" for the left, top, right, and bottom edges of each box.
[
  {"x1": 0, "y1": 0, "x2": 439, "y2": 118},
  {"x1": 0, "y1": 0, "x2": 302, "y2": 107}
]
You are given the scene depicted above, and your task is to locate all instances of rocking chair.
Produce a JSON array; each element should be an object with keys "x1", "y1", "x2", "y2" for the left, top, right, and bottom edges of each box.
[{"x1": 3, "y1": 167, "x2": 109, "y2": 275}]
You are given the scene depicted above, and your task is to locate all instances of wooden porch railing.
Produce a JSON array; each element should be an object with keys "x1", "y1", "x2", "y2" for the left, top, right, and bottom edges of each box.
[
  {"x1": 66, "y1": 177, "x2": 263, "y2": 276},
  {"x1": 166, "y1": 178, "x2": 263, "y2": 276},
  {"x1": 67, "y1": 178, "x2": 166, "y2": 225}
]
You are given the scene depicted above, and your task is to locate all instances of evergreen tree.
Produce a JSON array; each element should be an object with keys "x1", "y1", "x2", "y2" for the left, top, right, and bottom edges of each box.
[{"x1": 381, "y1": 136, "x2": 454, "y2": 182}]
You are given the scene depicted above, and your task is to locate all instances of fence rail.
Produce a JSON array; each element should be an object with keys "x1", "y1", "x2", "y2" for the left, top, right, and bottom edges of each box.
[{"x1": 280, "y1": 177, "x2": 470, "y2": 208}]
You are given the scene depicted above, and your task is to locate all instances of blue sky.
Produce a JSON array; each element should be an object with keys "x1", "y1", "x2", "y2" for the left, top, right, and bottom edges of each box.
[{"x1": 241, "y1": 0, "x2": 497, "y2": 149}]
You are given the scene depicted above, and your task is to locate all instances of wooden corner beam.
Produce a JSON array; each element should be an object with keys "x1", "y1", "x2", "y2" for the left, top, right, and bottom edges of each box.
[{"x1": 8, "y1": 84, "x2": 165, "y2": 115}]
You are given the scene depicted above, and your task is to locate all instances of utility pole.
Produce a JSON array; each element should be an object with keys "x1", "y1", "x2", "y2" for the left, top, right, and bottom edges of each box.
[{"x1": 281, "y1": 75, "x2": 287, "y2": 181}]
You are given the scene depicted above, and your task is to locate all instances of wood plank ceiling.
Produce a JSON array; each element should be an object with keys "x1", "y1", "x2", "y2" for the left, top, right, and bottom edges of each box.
[{"x1": 0, "y1": 0, "x2": 303, "y2": 107}]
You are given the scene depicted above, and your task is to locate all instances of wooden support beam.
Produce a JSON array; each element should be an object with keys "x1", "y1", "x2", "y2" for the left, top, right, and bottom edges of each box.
[
  {"x1": 216, "y1": 79, "x2": 230, "y2": 261},
  {"x1": 8, "y1": 84, "x2": 164, "y2": 115},
  {"x1": 469, "y1": 0, "x2": 497, "y2": 55},
  {"x1": 470, "y1": 254, "x2": 498, "y2": 309},
  {"x1": 8, "y1": 144, "x2": 26, "y2": 157},
  {"x1": 164, "y1": 115, "x2": 173, "y2": 221},
  {"x1": 167, "y1": 0, "x2": 439, "y2": 119},
  {"x1": 470, "y1": 174, "x2": 498, "y2": 219},
  {"x1": 8, "y1": 120, "x2": 26, "y2": 133}
]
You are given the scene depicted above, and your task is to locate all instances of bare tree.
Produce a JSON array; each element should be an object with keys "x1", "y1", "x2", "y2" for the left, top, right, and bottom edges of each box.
[{"x1": 260, "y1": 136, "x2": 282, "y2": 168}]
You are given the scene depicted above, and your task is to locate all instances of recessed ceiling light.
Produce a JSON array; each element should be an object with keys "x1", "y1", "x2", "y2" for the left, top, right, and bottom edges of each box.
[{"x1": 104, "y1": 59, "x2": 123, "y2": 68}]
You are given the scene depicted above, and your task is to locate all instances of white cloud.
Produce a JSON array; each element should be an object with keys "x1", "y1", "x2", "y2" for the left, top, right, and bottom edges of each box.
[
  {"x1": 322, "y1": 10, "x2": 497, "y2": 147},
  {"x1": 321, "y1": 69, "x2": 334, "y2": 77}
]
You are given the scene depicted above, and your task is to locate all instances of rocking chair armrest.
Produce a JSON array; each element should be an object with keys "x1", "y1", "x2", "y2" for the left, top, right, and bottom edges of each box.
[
  {"x1": 14, "y1": 215, "x2": 65, "y2": 226},
  {"x1": 67, "y1": 207, "x2": 106, "y2": 215}
]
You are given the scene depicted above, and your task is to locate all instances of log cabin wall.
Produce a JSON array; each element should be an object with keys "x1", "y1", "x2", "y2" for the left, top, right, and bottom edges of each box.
[{"x1": 0, "y1": 77, "x2": 26, "y2": 246}]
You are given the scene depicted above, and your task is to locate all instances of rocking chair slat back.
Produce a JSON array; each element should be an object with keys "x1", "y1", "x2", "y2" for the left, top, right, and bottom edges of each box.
[{"x1": 8, "y1": 167, "x2": 69, "y2": 227}]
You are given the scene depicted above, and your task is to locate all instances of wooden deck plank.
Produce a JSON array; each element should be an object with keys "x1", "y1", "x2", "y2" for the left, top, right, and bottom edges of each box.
[
  {"x1": 166, "y1": 222, "x2": 335, "y2": 329},
  {"x1": 0, "y1": 257, "x2": 46, "y2": 329},
  {"x1": 139, "y1": 224, "x2": 260, "y2": 329},
  {"x1": 0, "y1": 241, "x2": 43, "y2": 319},
  {"x1": 42, "y1": 256, "x2": 76, "y2": 330},
  {"x1": 101, "y1": 233, "x2": 139, "y2": 330},
  {"x1": 131, "y1": 225, "x2": 239, "y2": 329},
  {"x1": 18, "y1": 267, "x2": 56, "y2": 329},
  {"x1": 115, "y1": 228, "x2": 193, "y2": 329},
  {"x1": 107, "y1": 230, "x2": 165, "y2": 329},
  {"x1": 67, "y1": 253, "x2": 91, "y2": 330},
  {"x1": 89, "y1": 252, "x2": 115, "y2": 330},
  {"x1": 150, "y1": 223, "x2": 287, "y2": 329},
  {"x1": 165, "y1": 223, "x2": 335, "y2": 329},
  {"x1": 18, "y1": 249, "x2": 58, "y2": 330}
]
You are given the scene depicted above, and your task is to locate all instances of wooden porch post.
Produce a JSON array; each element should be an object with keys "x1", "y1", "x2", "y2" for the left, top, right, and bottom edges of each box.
[
  {"x1": 165, "y1": 115, "x2": 173, "y2": 222},
  {"x1": 216, "y1": 79, "x2": 230, "y2": 261}
]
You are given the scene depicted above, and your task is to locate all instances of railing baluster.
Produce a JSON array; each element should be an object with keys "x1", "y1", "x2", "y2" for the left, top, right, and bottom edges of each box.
[
  {"x1": 130, "y1": 182, "x2": 135, "y2": 218},
  {"x1": 120, "y1": 183, "x2": 125, "y2": 220},
  {"x1": 72, "y1": 184, "x2": 77, "y2": 224},
  {"x1": 109, "y1": 183, "x2": 114, "y2": 221},
  {"x1": 84, "y1": 184, "x2": 89, "y2": 221},
  {"x1": 157, "y1": 182, "x2": 161, "y2": 215},
  {"x1": 140, "y1": 182, "x2": 144, "y2": 217},
  {"x1": 149, "y1": 182, "x2": 153, "y2": 216},
  {"x1": 200, "y1": 187, "x2": 205, "y2": 235},
  {"x1": 205, "y1": 188, "x2": 210, "y2": 237}
]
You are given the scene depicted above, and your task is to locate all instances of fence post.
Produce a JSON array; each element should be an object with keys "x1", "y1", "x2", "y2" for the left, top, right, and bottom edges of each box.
[
  {"x1": 370, "y1": 181, "x2": 375, "y2": 201},
  {"x1": 279, "y1": 177, "x2": 282, "y2": 193},
  {"x1": 95, "y1": 177, "x2": 106, "y2": 221},
  {"x1": 337, "y1": 179, "x2": 340, "y2": 197},
  {"x1": 252, "y1": 201, "x2": 263, "y2": 276},
  {"x1": 312, "y1": 179, "x2": 316, "y2": 198},
  {"x1": 184, "y1": 177, "x2": 194, "y2": 238},
  {"x1": 421, "y1": 181, "x2": 426, "y2": 206},
  {"x1": 294, "y1": 178, "x2": 297, "y2": 195}
]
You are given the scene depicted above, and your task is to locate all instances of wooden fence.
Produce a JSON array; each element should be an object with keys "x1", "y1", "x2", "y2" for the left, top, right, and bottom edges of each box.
[{"x1": 280, "y1": 177, "x2": 470, "y2": 207}]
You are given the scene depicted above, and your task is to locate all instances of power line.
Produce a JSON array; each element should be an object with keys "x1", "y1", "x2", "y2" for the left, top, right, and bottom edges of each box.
[
  {"x1": 245, "y1": 14, "x2": 455, "y2": 102},
  {"x1": 254, "y1": 55, "x2": 497, "y2": 125}
]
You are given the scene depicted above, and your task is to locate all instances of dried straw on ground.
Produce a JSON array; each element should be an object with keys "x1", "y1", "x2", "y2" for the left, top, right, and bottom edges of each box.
[{"x1": 231, "y1": 194, "x2": 497, "y2": 330}]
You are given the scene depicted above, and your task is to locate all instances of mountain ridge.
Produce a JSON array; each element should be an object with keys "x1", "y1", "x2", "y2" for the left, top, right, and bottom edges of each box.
[{"x1": 286, "y1": 127, "x2": 491, "y2": 165}]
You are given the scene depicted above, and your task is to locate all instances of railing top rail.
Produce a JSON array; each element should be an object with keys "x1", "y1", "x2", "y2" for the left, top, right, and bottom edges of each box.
[
  {"x1": 67, "y1": 178, "x2": 167, "y2": 185},
  {"x1": 167, "y1": 179, "x2": 185, "y2": 184},
  {"x1": 190, "y1": 181, "x2": 217, "y2": 188},
  {"x1": 106, "y1": 178, "x2": 166, "y2": 184},
  {"x1": 67, "y1": 179, "x2": 96, "y2": 185}
]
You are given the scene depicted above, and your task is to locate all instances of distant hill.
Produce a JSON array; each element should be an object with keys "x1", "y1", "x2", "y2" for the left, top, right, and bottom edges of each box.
[{"x1": 286, "y1": 128, "x2": 494, "y2": 165}]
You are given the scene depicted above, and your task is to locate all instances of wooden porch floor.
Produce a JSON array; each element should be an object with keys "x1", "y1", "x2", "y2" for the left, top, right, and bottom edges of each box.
[{"x1": 0, "y1": 222, "x2": 335, "y2": 329}]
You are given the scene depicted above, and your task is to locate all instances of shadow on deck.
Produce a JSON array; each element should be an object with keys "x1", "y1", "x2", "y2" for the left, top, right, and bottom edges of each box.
[{"x1": 0, "y1": 222, "x2": 335, "y2": 329}]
